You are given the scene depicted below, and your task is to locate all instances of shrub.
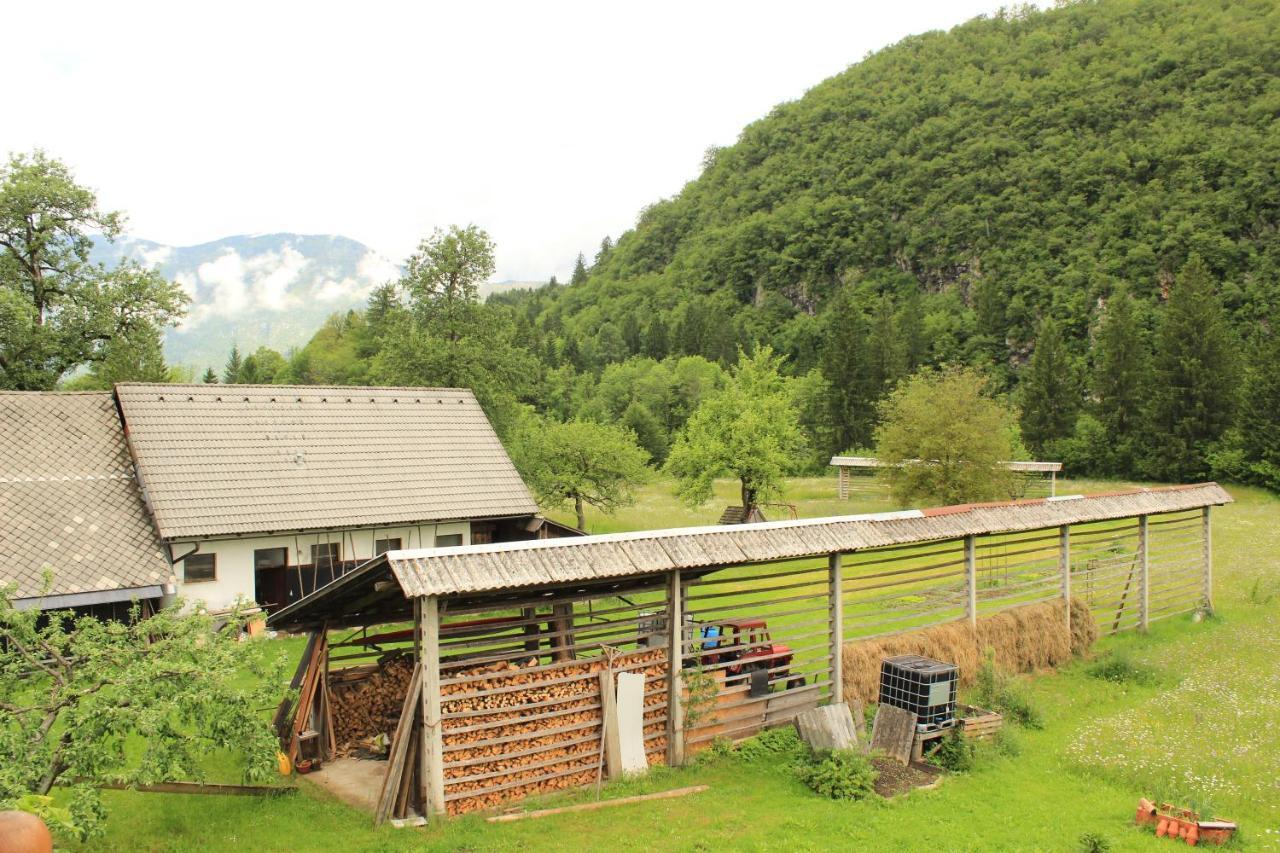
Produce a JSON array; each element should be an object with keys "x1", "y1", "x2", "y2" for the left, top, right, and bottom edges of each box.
[
  {"x1": 1078, "y1": 831, "x2": 1112, "y2": 853},
  {"x1": 1086, "y1": 652, "x2": 1156, "y2": 686},
  {"x1": 975, "y1": 649, "x2": 1044, "y2": 729},
  {"x1": 992, "y1": 726, "x2": 1022, "y2": 758},
  {"x1": 736, "y1": 725, "x2": 807, "y2": 763},
  {"x1": 794, "y1": 749, "x2": 879, "y2": 801},
  {"x1": 931, "y1": 728, "x2": 975, "y2": 772}
]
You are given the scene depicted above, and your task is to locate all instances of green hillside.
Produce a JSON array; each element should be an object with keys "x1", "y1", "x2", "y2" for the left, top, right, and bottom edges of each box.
[{"x1": 245, "y1": 0, "x2": 1279, "y2": 488}]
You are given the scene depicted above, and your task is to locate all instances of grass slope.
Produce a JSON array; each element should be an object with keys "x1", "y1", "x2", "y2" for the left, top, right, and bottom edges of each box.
[{"x1": 73, "y1": 477, "x2": 1280, "y2": 851}]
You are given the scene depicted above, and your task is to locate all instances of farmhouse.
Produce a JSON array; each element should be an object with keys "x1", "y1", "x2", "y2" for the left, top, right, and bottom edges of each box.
[{"x1": 2, "y1": 383, "x2": 571, "y2": 616}]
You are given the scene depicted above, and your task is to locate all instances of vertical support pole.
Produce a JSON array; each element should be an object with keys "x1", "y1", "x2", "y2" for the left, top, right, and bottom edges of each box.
[
  {"x1": 828, "y1": 552, "x2": 844, "y2": 705},
  {"x1": 1202, "y1": 506, "x2": 1213, "y2": 614},
  {"x1": 666, "y1": 569, "x2": 684, "y2": 767},
  {"x1": 1050, "y1": 469, "x2": 1057, "y2": 498},
  {"x1": 1059, "y1": 525, "x2": 1071, "y2": 638},
  {"x1": 420, "y1": 595, "x2": 446, "y2": 816},
  {"x1": 1138, "y1": 515, "x2": 1150, "y2": 633},
  {"x1": 965, "y1": 535, "x2": 977, "y2": 629}
]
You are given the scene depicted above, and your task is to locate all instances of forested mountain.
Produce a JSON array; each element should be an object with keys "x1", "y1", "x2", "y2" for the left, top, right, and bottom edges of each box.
[{"x1": 225, "y1": 0, "x2": 1280, "y2": 488}]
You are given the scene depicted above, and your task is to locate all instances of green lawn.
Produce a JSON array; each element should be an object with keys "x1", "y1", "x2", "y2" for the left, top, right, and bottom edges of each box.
[{"x1": 73, "y1": 476, "x2": 1280, "y2": 851}]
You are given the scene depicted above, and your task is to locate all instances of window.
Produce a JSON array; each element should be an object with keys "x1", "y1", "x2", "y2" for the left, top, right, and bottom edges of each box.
[
  {"x1": 435, "y1": 533, "x2": 464, "y2": 547},
  {"x1": 311, "y1": 542, "x2": 340, "y2": 569},
  {"x1": 374, "y1": 537, "x2": 402, "y2": 556},
  {"x1": 254, "y1": 547, "x2": 288, "y2": 570},
  {"x1": 184, "y1": 553, "x2": 216, "y2": 583}
]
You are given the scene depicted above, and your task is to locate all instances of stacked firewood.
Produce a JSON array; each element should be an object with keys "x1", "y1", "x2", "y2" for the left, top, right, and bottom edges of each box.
[
  {"x1": 442, "y1": 650, "x2": 668, "y2": 815},
  {"x1": 329, "y1": 655, "x2": 414, "y2": 753}
]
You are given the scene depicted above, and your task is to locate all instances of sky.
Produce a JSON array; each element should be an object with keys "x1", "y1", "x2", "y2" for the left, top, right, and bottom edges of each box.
[{"x1": 4, "y1": 1, "x2": 1023, "y2": 283}]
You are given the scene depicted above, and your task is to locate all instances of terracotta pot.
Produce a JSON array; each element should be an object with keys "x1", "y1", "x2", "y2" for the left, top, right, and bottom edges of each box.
[
  {"x1": 1156, "y1": 817, "x2": 1170, "y2": 837},
  {"x1": 0, "y1": 811, "x2": 53, "y2": 853}
]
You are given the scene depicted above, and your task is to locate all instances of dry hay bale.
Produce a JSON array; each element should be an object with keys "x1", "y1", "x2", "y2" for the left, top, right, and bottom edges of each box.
[{"x1": 841, "y1": 597, "x2": 1097, "y2": 706}]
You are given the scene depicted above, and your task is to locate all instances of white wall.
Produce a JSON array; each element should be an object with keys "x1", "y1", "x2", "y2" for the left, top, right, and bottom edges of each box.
[{"x1": 174, "y1": 521, "x2": 470, "y2": 611}]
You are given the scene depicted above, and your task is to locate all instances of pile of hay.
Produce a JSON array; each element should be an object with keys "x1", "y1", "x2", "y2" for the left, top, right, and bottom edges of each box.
[{"x1": 841, "y1": 597, "x2": 1097, "y2": 706}]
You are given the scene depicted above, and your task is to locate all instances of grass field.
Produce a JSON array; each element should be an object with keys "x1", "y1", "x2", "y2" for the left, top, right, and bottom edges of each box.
[{"x1": 69, "y1": 475, "x2": 1280, "y2": 851}]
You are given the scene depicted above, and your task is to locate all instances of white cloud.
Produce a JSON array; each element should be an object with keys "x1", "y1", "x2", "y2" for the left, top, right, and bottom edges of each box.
[
  {"x1": 247, "y1": 246, "x2": 309, "y2": 311},
  {"x1": 356, "y1": 250, "x2": 400, "y2": 287},
  {"x1": 195, "y1": 250, "x2": 249, "y2": 319},
  {"x1": 138, "y1": 245, "x2": 172, "y2": 268}
]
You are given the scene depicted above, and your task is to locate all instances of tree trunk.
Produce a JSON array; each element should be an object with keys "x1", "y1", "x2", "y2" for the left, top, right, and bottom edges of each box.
[
  {"x1": 741, "y1": 482, "x2": 756, "y2": 517},
  {"x1": 575, "y1": 495, "x2": 586, "y2": 531}
]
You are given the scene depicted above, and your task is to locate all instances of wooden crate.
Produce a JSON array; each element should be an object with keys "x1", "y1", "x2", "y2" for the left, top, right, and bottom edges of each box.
[{"x1": 957, "y1": 704, "x2": 1003, "y2": 739}]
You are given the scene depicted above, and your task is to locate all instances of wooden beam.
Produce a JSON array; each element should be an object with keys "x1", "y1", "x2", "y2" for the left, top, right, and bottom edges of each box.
[
  {"x1": 374, "y1": 664, "x2": 422, "y2": 825},
  {"x1": 828, "y1": 552, "x2": 844, "y2": 705},
  {"x1": 1059, "y1": 525, "x2": 1071, "y2": 638},
  {"x1": 964, "y1": 535, "x2": 977, "y2": 629},
  {"x1": 666, "y1": 569, "x2": 684, "y2": 767},
  {"x1": 1138, "y1": 514, "x2": 1150, "y2": 632},
  {"x1": 1202, "y1": 506, "x2": 1214, "y2": 613},
  {"x1": 485, "y1": 785, "x2": 710, "y2": 823},
  {"x1": 421, "y1": 595, "x2": 447, "y2": 817},
  {"x1": 84, "y1": 781, "x2": 297, "y2": 797}
]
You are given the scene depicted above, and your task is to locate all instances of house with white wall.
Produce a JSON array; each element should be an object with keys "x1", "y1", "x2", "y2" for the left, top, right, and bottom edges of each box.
[
  {"x1": 113, "y1": 383, "x2": 566, "y2": 614},
  {"x1": 2, "y1": 383, "x2": 569, "y2": 617}
]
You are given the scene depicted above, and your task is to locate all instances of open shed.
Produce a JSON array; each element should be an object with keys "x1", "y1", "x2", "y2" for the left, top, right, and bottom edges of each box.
[
  {"x1": 831, "y1": 455, "x2": 1064, "y2": 499},
  {"x1": 268, "y1": 482, "x2": 1229, "y2": 824}
]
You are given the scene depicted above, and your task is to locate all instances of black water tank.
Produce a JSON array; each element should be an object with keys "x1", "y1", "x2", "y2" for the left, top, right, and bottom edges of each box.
[{"x1": 878, "y1": 654, "x2": 958, "y2": 732}]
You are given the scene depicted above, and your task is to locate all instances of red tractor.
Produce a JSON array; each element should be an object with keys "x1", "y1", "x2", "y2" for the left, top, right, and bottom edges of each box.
[{"x1": 691, "y1": 618, "x2": 805, "y2": 691}]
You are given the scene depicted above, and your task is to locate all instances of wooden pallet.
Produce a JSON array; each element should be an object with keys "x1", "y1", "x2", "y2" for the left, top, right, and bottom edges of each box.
[{"x1": 957, "y1": 704, "x2": 1003, "y2": 739}]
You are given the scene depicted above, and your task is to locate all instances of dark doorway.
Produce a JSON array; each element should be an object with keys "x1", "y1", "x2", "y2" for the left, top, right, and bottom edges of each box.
[{"x1": 254, "y1": 547, "x2": 289, "y2": 613}]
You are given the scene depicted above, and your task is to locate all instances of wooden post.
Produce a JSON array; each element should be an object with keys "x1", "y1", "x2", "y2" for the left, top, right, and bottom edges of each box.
[
  {"x1": 828, "y1": 552, "x2": 844, "y2": 705},
  {"x1": 1138, "y1": 515, "x2": 1150, "y2": 632},
  {"x1": 1202, "y1": 505, "x2": 1213, "y2": 614},
  {"x1": 1059, "y1": 525, "x2": 1071, "y2": 637},
  {"x1": 666, "y1": 569, "x2": 684, "y2": 767},
  {"x1": 420, "y1": 595, "x2": 446, "y2": 816},
  {"x1": 838, "y1": 466, "x2": 849, "y2": 500},
  {"x1": 598, "y1": 669, "x2": 621, "y2": 779},
  {"x1": 964, "y1": 535, "x2": 977, "y2": 629},
  {"x1": 1050, "y1": 469, "x2": 1057, "y2": 498}
]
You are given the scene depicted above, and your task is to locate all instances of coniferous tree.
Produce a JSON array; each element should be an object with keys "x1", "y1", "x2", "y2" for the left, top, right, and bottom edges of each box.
[
  {"x1": 818, "y1": 289, "x2": 877, "y2": 453},
  {"x1": 621, "y1": 313, "x2": 642, "y2": 355},
  {"x1": 201, "y1": 367, "x2": 218, "y2": 384},
  {"x1": 1019, "y1": 316, "x2": 1080, "y2": 455},
  {"x1": 897, "y1": 286, "x2": 927, "y2": 372},
  {"x1": 643, "y1": 315, "x2": 669, "y2": 359},
  {"x1": 1237, "y1": 326, "x2": 1280, "y2": 487},
  {"x1": 595, "y1": 236, "x2": 613, "y2": 268},
  {"x1": 222, "y1": 345, "x2": 243, "y2": 384},
  {"x1": 867, "y1": 294, "x2": 906, "y2": 394},
  {"x1": 570, "y1": 253, "x2": 588, "y2": 286},
  {"x1": 1090, "y1": 287, "x2": 1150, "y2": 473},
  {"x1": 1143, "y1": 257, "x2": 1239, "y2": 481}
]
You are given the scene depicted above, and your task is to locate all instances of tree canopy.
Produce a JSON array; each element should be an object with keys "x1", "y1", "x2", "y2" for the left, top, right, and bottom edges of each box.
[
  {"x1": 874, "y1": 367, "x2": 1024, "y2": 506},
  {"x1": 512, "y1": 415, "x2": 650, "y2": 530},
  {"x1": 665, "y1": 347, "x2": 808, "y2": 514},
  {"x1": 0, "y1": 152, "x2": 187, "y2": 390}
]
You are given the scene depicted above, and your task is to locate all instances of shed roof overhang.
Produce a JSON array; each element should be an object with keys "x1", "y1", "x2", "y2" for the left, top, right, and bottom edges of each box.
[{"x1": 268, "y1": 483, "x2": 1231, "y2": 633}]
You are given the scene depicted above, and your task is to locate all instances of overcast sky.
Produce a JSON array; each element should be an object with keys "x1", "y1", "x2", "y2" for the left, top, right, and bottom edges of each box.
[{"x1": 4, "y1": 1, "x2": 1023, "y2": 283}]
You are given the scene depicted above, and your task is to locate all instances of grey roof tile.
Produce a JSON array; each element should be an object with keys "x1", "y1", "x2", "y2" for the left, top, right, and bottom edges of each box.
[
  {"x1": 1, "y1": 393, "x2": 171, "y2": 600},
  {"x1": 113, "y1": 384, "x2": 537, "y2": 539}
]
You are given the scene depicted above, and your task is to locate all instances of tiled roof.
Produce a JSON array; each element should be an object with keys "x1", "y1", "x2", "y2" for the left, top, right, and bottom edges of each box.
[
  {"x1": 114, "y1": 384, "x2": 538, "y2": 539},
  {"x1": 0, "y1": 393, "x2": 171, "y2": 602}
]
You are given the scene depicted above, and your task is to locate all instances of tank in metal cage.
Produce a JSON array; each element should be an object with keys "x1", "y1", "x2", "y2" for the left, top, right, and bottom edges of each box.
[{"x1": 878, "y1": 654, "x2": 958, "y2": 732}]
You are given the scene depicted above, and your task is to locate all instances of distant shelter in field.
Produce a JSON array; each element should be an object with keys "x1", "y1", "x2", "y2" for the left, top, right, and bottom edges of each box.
[{"x1": 830, "y1": 456, "x2": 1063, "y2": 500}]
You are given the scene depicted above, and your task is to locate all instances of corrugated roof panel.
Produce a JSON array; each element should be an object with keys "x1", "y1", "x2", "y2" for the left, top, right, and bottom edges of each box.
[{"x1": 377, "y1": 484, "x2": 1229, "y2": 598}]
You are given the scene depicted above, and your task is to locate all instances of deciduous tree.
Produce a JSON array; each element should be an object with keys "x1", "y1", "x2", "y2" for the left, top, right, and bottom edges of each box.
[
  {"x1": 874, "y1": 366, "x2": 1024, "y2": 506},
  {"x1": 0, "y1": 152, "x2": 187, "y2": 390},
  {"x1": 0, "y1": 594, "x2": 283, "y2": 840},
  {"x1": 665, "y1": 347, "x2": 807, "y2": 515},
  {"x1": 513, "y1": 416, "x2": 650, "y2": 530}
]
